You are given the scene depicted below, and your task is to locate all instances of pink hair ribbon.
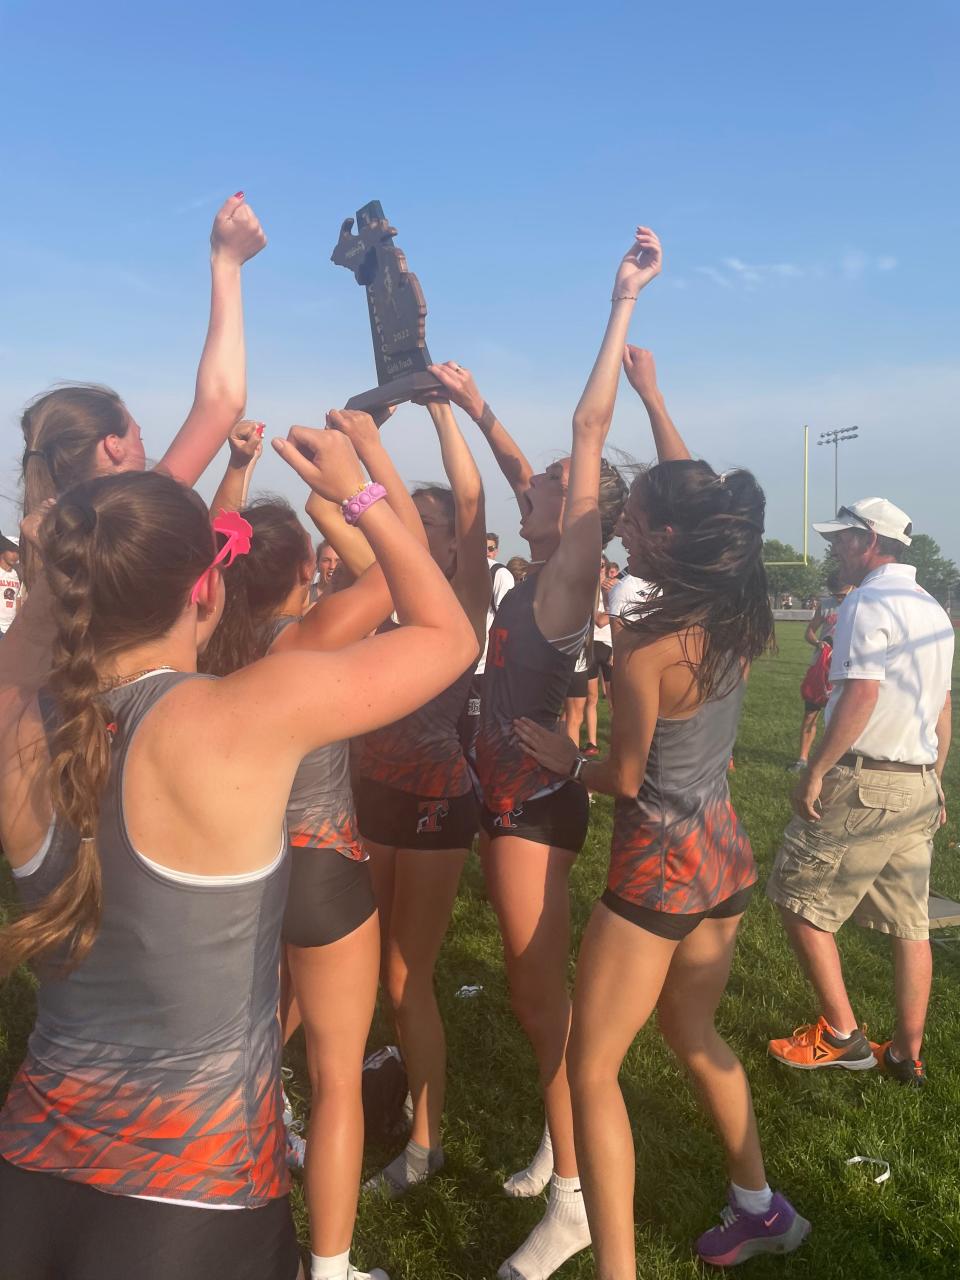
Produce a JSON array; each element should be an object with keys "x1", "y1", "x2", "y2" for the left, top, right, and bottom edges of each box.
[{"x1": 190, "y1": 509, "x2": 253, "y2": 605}]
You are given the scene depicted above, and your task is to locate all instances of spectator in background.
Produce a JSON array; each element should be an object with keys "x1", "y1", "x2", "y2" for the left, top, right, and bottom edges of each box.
[
  {"x1": 507, "y1": 555, "x2": 531, "y2": 584},
  {"x1": 460, "y1": 533, "x2": 515, "y2": 759},
  {"x1": 599, "y1": 560, "x2": 619, "y2": 706},
  {"x1": 0, "y1": 535, "x2": 21, "y2": 638},
  {"x1": 607, "y1": 568, "x2": 654, "y2": 641},
  {"x1": 768, "y1": 498, "x2": 954, "y2": 1087},
  {"x1": 786, "y1": 570, "x2": 852, "y2": 773},
  {"x1": 311, "y1": 540, "x2": 340, "y2": 603}
]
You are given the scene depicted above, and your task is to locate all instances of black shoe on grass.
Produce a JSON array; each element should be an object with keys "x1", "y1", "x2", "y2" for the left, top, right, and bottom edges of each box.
[{"x1": 874, "y1": 1041, "x2": 927, "y2": 1087}]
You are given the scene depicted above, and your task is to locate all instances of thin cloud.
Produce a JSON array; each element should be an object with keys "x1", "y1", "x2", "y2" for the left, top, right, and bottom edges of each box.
[
  {"x1": 695, "y1": 265, "x2": 732, "y2": 288},
  {"x1": 694, "y1": 251, "x2": 898, "y2": 289}
]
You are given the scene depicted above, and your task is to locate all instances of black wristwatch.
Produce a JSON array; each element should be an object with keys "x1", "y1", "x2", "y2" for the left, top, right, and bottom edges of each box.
[{"x1": 569, "y1": 753, "x2": 588, "y2": 783}]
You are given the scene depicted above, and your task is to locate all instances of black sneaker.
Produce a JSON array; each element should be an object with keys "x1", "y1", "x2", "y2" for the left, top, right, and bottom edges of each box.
[{"x1": 875, "y1": 1041, "x2": 927, "y2": 1088}]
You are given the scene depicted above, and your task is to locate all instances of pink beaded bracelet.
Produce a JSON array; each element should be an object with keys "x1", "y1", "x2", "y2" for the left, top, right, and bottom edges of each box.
[{"x1": 341, "y1": 481, "x2": 387, "y2": 526}]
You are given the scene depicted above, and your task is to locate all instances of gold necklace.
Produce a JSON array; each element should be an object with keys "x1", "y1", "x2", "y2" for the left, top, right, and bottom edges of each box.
[{"x1": 100, "y1": 665, "x2": 177, "y2": 691}]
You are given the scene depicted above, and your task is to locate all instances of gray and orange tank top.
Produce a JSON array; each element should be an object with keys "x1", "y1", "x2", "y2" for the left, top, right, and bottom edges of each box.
[
  {"x1": 608, "y1": 677, "x2": 756, "y2": 915},
  {"x1": 271, "y1": 617, "x2": 363, "y2": 858},
  {"x1": 355, "y1": 620, "x2": 474, "y2": 797},
  {"x1": 476, "y1": 572, "x2": 586, "y2": 813},
  {"x1": 0, "y1": 671, "x2": 290, "y2": 1208}
]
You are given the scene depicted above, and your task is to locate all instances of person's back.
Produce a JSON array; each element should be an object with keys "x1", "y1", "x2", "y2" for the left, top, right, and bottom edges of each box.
[
  {"x1": 827, "y1": 563, "x2": 954, "y2": 763},
  {"x1": 0, "y1": 438, "x2": 478, "y2": 1280},
  {"x1": 610, "y1": 675, "x2": 754, "y2": 916},
  {"x1": 2, "y1": 672, "x2": 289, "y2": 1205}
]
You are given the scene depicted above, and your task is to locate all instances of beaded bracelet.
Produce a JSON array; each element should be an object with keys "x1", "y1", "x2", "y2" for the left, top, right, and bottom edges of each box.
[{"x1": 341, "y1": 481, "x2": 387, "y2": 526}]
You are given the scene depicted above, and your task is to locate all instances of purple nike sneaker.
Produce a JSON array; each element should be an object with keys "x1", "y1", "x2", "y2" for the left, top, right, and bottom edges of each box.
[{"x1": 696, "y1": 1189, "x2": 810, "y2": 1266}]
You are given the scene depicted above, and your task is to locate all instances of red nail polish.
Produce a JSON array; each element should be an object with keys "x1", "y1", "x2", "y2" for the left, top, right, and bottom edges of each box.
[
  {"x1": 234, "y1": 191, "x2": 245, "y2": 200},
  {"x1": 256, "y1": 424, "x2": 265, "y2": 437}
]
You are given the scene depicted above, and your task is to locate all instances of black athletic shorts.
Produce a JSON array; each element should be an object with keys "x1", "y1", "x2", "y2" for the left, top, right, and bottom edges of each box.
[
  {"x1": 567, "y1": 665, "x2": 598, "y2": 698},
  {"x1": 600, "y1": 882, "x2": 756, "y2": 940},
  {"x1": 480, "y1": 780, "x2": 590, "y2": 854},
  {"x1": 356, "y1": 775, "x2": 479, "y2": 850},
  {"x1": 0, "y1": 1158, "x2": 300, "y2": 1280},
  {"x1": 593, "y1": 641, "x2": 613, "y2": 683},
  {"x1": 283, "y1": 847, "x2": 376, "y2": 948}
]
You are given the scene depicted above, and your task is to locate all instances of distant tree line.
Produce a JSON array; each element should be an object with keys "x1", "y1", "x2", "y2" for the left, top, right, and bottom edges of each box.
[{"x1": 762, "y1": 533, "x2": 958, "y2": 610}]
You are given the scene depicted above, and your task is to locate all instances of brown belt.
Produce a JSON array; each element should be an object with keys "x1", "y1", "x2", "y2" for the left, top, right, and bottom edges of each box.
[{"x1": 838, "y1": 753, "x2": 926, "y2": 775}]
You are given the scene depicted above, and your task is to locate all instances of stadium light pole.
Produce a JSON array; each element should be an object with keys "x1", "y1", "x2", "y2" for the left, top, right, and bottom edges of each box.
[{"x1": 817, "y1": 426, "x2": 859, "y2": 514}]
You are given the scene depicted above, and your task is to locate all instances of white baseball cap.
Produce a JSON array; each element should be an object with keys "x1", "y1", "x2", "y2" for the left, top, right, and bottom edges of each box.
[
  {"x1": 813, "y1": 497, "x2": 913, "y2": 546},
  {"x1": 0, "y1": 531, "x2": 19, "y2": 552}
]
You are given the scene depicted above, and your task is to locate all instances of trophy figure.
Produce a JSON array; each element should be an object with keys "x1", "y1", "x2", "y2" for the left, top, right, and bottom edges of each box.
[{"x1": 332, "y1": 201, "x2": 443, "y2": 412}]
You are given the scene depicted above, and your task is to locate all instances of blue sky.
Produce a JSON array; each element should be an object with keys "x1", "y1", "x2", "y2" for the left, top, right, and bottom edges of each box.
[{"x1": 1, "y1": 0, "x2": 957, "y2": 561}]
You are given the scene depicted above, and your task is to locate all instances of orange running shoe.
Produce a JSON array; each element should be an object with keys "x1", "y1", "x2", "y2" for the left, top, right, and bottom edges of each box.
[{"x1": 768, "y1": 1016, "x2": 877, "y2": 1070}]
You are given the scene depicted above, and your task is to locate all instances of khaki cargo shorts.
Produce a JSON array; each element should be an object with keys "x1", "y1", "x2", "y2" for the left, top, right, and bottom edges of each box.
[{"x1": 767, "y1": 761, "x2": 943, "y2": 940}]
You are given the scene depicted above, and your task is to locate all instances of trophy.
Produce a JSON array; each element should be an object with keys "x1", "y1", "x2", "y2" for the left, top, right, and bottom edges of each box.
[{"x1": 332, "y1": 201, "x2": 443, "y2": 412}]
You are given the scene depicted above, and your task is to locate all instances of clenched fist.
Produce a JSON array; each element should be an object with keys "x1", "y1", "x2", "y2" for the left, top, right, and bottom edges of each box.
[{"x1": 211, "y1": 193, "x2": 267, "y2": 266}]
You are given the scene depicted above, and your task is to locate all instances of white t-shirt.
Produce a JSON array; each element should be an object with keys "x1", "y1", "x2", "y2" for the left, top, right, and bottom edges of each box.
[
  {"x1": 476, "y1": 563, "x2": 515, "y2": 675},
  {"x1": 0, "y1": 568, "x2": 21, "y2": 634},
  {"x1": 607, "y1": 574, "x2": 654, "y2": 621},
  {"x1": 826, "y1": 563, "x2": 954, "y2": 765}
]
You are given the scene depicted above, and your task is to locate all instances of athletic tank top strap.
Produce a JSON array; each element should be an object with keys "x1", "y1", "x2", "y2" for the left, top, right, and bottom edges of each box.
[{"x1": 0, "y1": 669, "x2": 290, "y2": 1208}]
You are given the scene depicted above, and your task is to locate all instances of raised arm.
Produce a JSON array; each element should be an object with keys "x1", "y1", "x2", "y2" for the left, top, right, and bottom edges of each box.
[
  {"x1": 224, "y1": 426, "x2": 478, "y2": 756},
  {"x1": 622, "y1": 346, "x2": 690, "y2": 463},
  {"x1": 428, "y1": 362, "x2": 534, "y2": 514},
  {"x1": 304, "y1": 492, "x2": 376, "y2": 580},
  {"x1": 424, "y1": 400, "x2": 491, "y2": 642},
  {"x1": 278, "y1": 409, "x2": 430, "y2": 653},
  {"x1": 209, "y1": 420, "x2": 264, "y2": 515},
  {"x1": 157, "y1": 194, "x2": 267, "y2": 486},
  {"x1": 536, "y1": 228, "x2": 663, "y2": 639}
]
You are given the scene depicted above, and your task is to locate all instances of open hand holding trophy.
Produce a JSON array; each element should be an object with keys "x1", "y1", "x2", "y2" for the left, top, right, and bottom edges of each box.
[{"x1": 332, "y1": 201, "x2": 443, "y2": 412}]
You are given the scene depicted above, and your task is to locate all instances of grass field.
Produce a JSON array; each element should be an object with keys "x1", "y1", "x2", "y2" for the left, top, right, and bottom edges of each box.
[{"x1": 2, "y1": 623, "x2": 959, "y2": 1278}]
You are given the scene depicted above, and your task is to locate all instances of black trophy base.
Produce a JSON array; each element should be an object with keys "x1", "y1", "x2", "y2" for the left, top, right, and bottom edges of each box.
[{"x1": 345, "y1": 371, "x2": 443, "y2": 414}]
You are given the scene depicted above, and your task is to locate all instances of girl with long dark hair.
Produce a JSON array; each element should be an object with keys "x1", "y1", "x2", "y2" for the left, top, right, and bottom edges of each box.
[
  {"x1": 0, "y1": 427, "x2": 477, "y2": 1280},
  {"x1": 515, "y1": 359, "x2": 810, "y2": 1273},
  {"x1": 427, "y1": 230, "x2": 668, "y2": 1280}
]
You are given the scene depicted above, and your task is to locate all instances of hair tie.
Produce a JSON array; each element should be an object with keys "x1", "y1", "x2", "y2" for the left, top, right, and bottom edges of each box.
[{"x1": 23, "y1": 448, "x2": 48, "y2": 468}]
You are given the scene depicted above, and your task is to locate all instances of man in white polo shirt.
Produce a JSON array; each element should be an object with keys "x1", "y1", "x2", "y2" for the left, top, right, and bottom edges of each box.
[{"x1": 767, "y1": 498, "x2": 953, "y2": 1087}]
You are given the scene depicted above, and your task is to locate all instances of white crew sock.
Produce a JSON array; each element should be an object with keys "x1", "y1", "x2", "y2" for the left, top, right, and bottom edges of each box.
[
  {"x1": 503, "y1": 1125, "x2": 554, "y2": 1198},
  {"x1": 731, "y1": 1181, "x2": 773, "y2": 1215},
  {"x1": 364, "y1": 1139, "x2": 444, "y2": 1198},
  {"x1": 498, "y1": 1173, "x2": 591, "y2": 1280},
  {"x1": 310, "y1": 1251, "x2": 389, "y2": 1280}
]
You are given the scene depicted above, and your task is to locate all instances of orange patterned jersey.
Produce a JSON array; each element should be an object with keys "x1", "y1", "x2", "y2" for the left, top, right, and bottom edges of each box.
[
  {"x1": 0, "y1": 671, "x2": 290, "y2": 1207},
  {"x1": 356, "y1": 651, "x2": 474, "y2": 799},
  {"x1": 607, "y1": 680, "x2": 756, "y2": 914}
]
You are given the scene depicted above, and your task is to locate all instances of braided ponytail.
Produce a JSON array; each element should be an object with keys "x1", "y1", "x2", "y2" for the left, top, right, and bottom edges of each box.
[{"x1": 0, "y1": 470, "x2": 214, "y2": 977}]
